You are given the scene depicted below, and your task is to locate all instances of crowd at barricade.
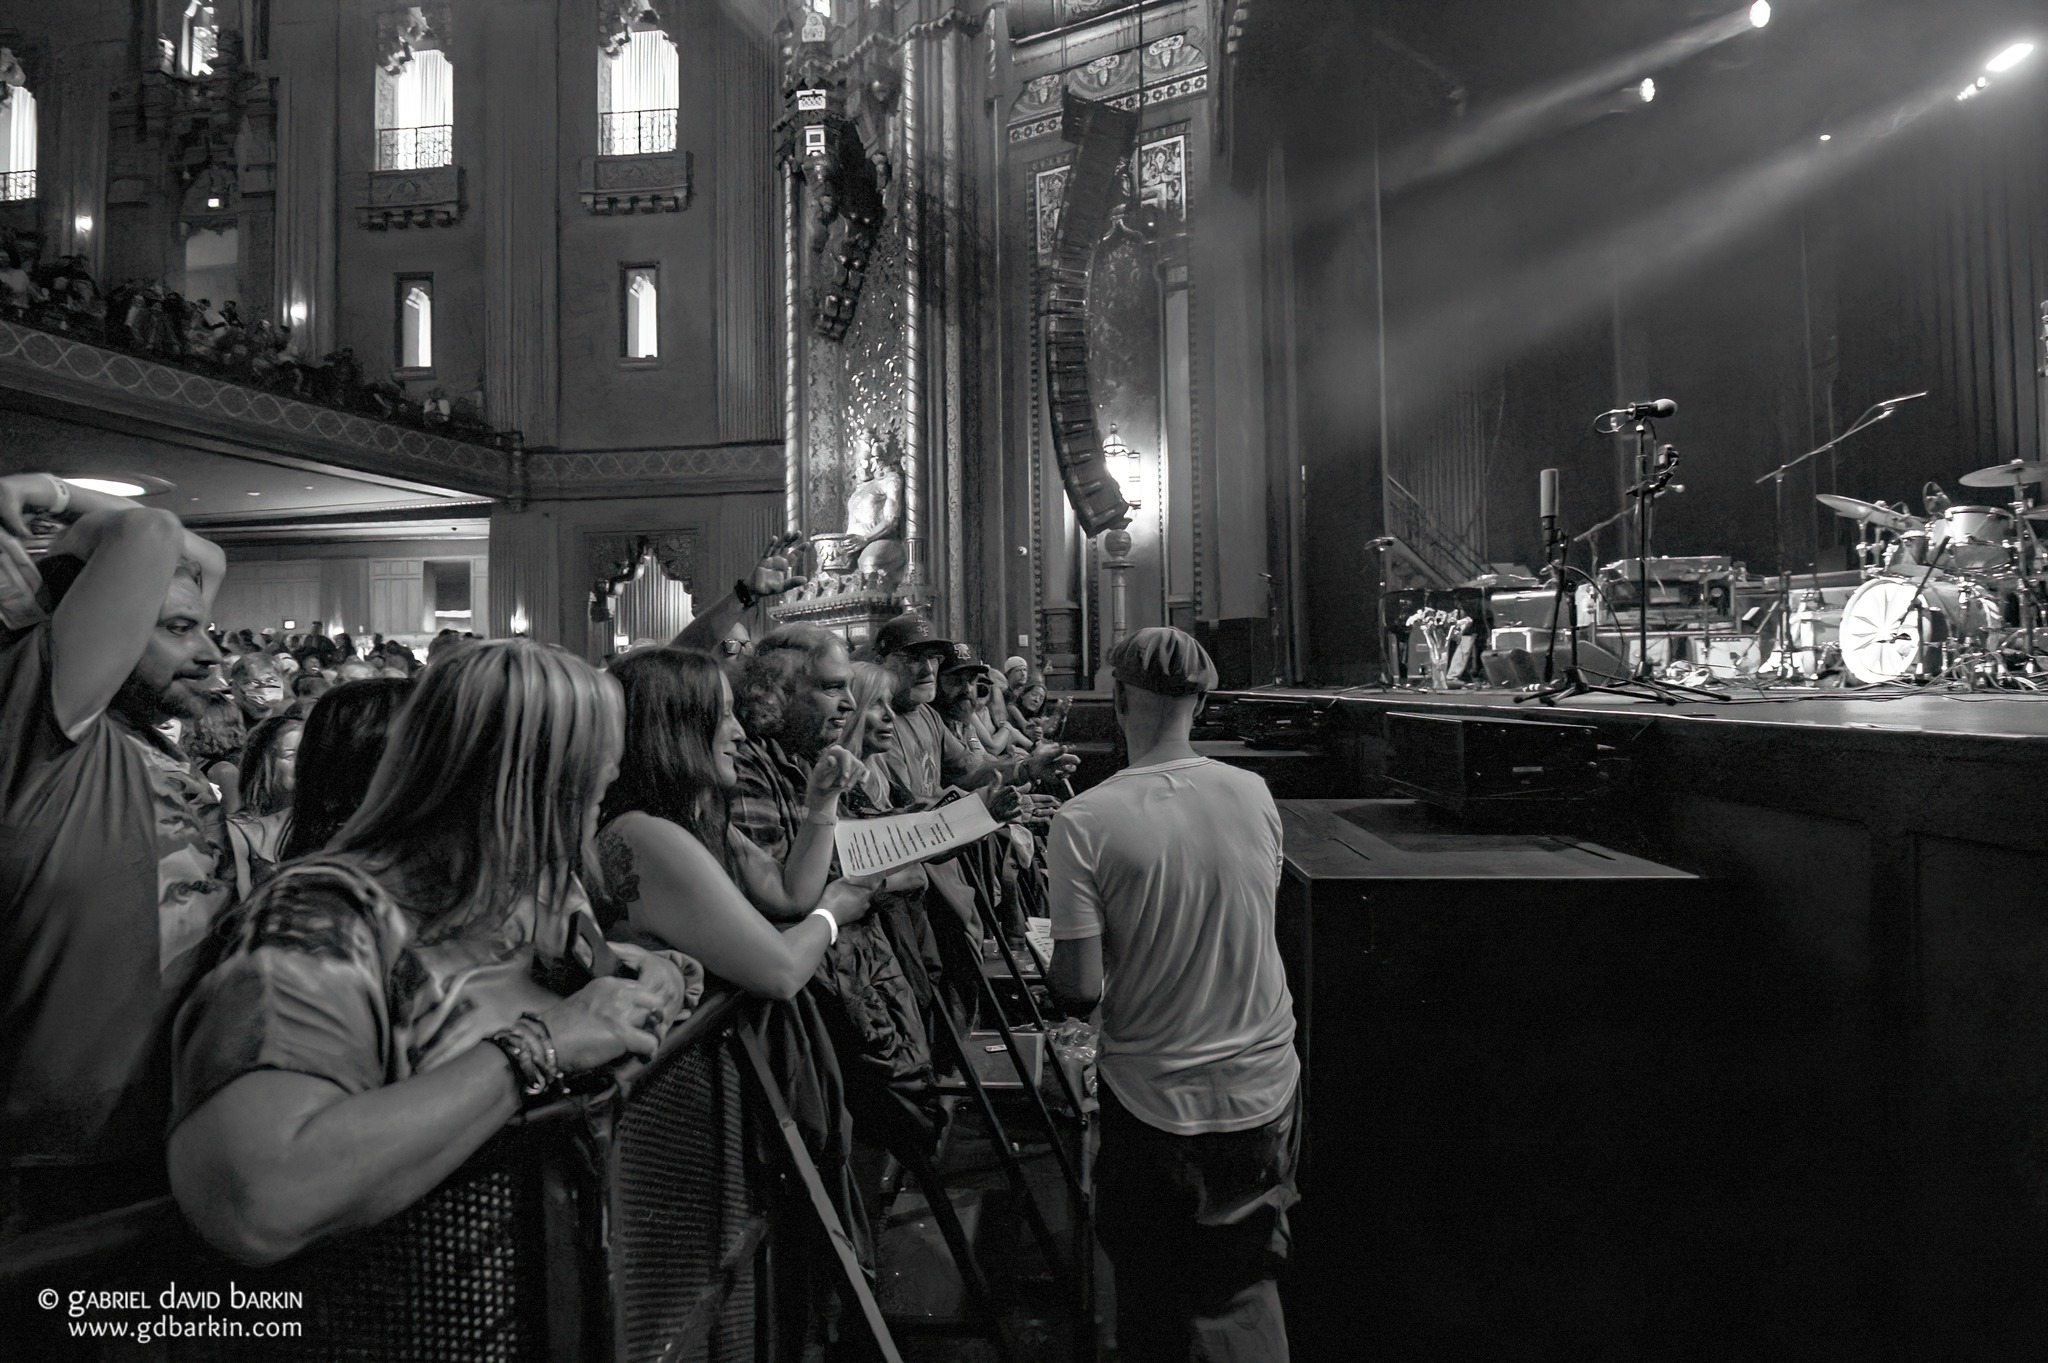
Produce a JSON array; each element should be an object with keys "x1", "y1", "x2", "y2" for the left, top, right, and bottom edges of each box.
[{"x1": 0, "y1": 475, "x2": 1302, "y2": 1363}]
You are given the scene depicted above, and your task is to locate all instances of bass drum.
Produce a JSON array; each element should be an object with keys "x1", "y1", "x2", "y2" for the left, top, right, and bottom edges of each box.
[{"x1": 1838, "y1": 575, "x2": 1967, "y2": 683}]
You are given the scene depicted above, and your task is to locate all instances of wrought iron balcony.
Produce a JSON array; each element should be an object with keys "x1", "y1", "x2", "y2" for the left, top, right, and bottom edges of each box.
[
  {"x1": 0, "y1": 169, "x2": 35, "y2": 202},
  {"x1": 376, "y1": 123, "x2": 453, "y2": 172},
  {"x1": 600, "y1": 108, "x2": 678, "y2": 157}
]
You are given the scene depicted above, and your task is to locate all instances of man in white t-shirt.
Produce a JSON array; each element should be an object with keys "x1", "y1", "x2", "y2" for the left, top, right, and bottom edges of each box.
[{"x1": 1047, "y1": 626, "x2": 1301, "y2": 1363}]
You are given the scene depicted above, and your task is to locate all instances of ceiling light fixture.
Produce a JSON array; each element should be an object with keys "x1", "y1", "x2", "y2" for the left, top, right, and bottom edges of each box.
[
  {"x1": 1748, "y1": 1, "x2": 1771, "y2": 30},
  {"x1": 1818, "y1": 133, "x2": 1831, "y2": 141},
  {"x1": 245, "y1": 490, "x2": 262, "y2": 496},
  {"x1": 1986, "y1": 41, "x2": 2035, "y2": 73},
  {"x1": 65, "y1": 477, "x2": 145, "y2": 497},
  {"x1": 1638, "y1": 77, "x2": 1657, "y2": 103}
]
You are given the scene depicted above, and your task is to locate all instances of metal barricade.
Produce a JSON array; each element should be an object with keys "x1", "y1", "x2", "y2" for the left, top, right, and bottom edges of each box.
[{"x1": 2, "y1": 990, "x2": 768, "y2": 1363}]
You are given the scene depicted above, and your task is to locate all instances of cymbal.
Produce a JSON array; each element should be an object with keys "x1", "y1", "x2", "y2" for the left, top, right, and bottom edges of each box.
[
  {"x1": 1959, "y1": 460, "x2": 2048, "y2": 489},
  {"x1": 1816, "y1": 493, "x2": 1921, "y2": 532}
]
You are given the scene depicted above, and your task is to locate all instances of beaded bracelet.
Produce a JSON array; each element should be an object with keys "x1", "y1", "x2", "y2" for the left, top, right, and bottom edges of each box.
[{"x1": 486, "y1": 1030, "x2": 550, "y2": 1098}]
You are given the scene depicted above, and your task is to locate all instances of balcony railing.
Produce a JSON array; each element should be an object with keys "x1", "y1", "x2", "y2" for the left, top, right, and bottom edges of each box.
[
  {"x1": 376, "y1": 124, "x2": 453, "y2": 172},
  {"x1": 601, "y1": 107, "x2": 678, "y2": 156},
  {"x1": 0, "y1": 169, "x2": 35, "y2": 202}
]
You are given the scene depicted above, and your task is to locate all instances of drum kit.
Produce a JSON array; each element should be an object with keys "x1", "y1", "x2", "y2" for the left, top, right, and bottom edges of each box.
[{"x1": 1815, "y1": 458, "x2": 2048, "y2": 686}]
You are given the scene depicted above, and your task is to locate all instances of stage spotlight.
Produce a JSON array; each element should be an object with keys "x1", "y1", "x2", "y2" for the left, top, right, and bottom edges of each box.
[
  {"x1": 1819, "y1": 133, "x2": 1832, "y2": 141},
  {"x1": 1985, "y1": 42, "x2": 2034, "y2": 73},
  {"x1": 1638, "y1": 77, "x2": 1657, "y2": 103},
  {"x1": 1748, "y1": 1, "x2": 1771, "y2": 30}
]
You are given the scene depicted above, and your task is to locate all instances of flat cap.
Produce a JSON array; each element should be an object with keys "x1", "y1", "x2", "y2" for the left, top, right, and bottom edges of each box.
[{"x1": 1108, "y1": 626, "x2": 1218, "y2": 697}]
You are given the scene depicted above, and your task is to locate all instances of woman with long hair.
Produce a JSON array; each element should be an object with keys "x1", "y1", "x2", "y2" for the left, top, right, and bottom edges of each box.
[
  {"x1": 227, "y1": 715, "x2": 302, "y2": 897},
  {"x1": 168, "y1": 640, "x2": 693, "y2": 1265},
  {"x1": 279, "y1": 676, "x2": 413, "y2": 861},
  {"x1": 187, "y1": 688, "x2": 248, "y2": 814},
  {"x1": 597, "y1": 647, "x2": 874, "y2": 999}
]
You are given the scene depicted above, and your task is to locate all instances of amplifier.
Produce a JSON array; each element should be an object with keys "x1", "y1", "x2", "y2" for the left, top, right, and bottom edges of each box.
[{"x1": 1384, "y1": 711, "x2": 1603, "y2": 812}]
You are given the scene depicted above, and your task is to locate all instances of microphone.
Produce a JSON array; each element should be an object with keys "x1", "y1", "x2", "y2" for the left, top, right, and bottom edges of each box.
[
  {"x1": 1539, "y1": 468, "x2": 1559, "y2": 554},
  {"x1": 1616, "y1": 398, "x2": 1677, "y2": 419}
]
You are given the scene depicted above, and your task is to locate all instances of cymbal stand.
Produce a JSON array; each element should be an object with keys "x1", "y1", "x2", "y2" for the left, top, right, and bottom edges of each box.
[
  {"x1": 1752, "y1": 393, "x2": 1923, "y2": 685},
  {"x1": 2005, "y1": 468, "x2": 2041, "y2": 674}
]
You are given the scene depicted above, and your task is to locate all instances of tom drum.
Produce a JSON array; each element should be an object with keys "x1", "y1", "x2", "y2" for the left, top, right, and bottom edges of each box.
[{"x1": 1928, "y1": 505, "x2": 2015, "y2": 574}]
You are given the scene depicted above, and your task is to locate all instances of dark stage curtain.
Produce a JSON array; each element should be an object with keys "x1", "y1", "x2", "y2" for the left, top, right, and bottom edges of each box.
[{"x1": 1831, "y1": 75, "x2": 2048, "y2": 520}]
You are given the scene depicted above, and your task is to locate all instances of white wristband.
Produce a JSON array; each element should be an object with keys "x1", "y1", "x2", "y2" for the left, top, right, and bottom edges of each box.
[
  {"x1": 44, "y1": 475, "x2": 70, "y2": 517},
  {"x1": 809, "y1": 906, "x2": 839, "y2": 947}
]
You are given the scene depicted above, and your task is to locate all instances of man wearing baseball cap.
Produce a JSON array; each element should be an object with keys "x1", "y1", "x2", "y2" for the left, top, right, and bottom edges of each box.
[
  {"x1": 870, "y1": 614, "x2": 1076, "y2": 802},
  {"x1": 1047, "y1": 626, "x2": 1300, "y2": 1363}
]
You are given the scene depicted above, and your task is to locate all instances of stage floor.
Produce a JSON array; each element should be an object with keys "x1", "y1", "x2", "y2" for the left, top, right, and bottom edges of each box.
[{"x1": 1221, "y1": 680, "x2": 2048, "y2": 742}]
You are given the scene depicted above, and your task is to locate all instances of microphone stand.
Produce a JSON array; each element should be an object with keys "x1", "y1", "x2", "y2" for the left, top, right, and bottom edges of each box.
[
  {"x1": 1751, "y1": 391, "x2": 1927, "y2": 685},
  {"x1": 1621, "y1": 421, "x2": 1723, "y2": 701},
  {"x1": 1516, "y1": 495, "x2": 1691, "y2": 707}
]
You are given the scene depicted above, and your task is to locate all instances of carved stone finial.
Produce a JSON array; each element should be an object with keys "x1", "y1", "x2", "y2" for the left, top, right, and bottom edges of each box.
[
  {"x1": 375, "y1": 5, "x2": 448, "y2": 76},
  {"x1": 598, "y1": 0, "x2": 664, "y2": 57}
]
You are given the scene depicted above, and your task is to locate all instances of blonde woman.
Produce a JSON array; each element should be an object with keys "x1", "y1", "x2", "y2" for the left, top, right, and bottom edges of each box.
[{"x1": 168, "y1": 639, "x2": 696, "y2": 1265}]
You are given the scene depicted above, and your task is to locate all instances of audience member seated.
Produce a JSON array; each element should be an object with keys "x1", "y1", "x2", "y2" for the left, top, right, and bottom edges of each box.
[
  {"x1": 596, "y1": 647, "x2": 877, "y2": 999},
  {"x1": 278, "y1": 677, "x2": 413, "y2": 861},
  {"x1": 0, "y1": 471, "x2": 230, "y2": 1233},
  {"x1": 166, "y1": 639, "x2": 696, "y2": 1266},
  {"x1": 1013, "y1": 670, "x2": 1051, "y2": 741},
  {"x1": 227, "y1": 715, "x2": 302, "y2": 897}
]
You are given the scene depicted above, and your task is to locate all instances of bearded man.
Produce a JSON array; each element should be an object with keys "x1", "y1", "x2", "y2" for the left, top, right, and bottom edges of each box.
[{"x1": 0, "y1": 473, "x2": 232, "y2": 1234}]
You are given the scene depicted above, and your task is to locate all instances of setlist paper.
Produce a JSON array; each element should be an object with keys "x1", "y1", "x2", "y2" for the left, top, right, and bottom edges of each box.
[{"x1": 834, "y1": 796, "x2": 1000, "y2": 878}]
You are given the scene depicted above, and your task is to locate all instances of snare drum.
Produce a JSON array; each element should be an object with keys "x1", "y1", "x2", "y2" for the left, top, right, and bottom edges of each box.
[{"x1": 1928, "y1": 506, "x2": 2015, "y2": 574}]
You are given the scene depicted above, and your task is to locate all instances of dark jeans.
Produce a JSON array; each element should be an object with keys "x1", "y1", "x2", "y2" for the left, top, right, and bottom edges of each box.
[{"x1": 1095, "y1": 1082, "x2": 1301, "y2": 1363}]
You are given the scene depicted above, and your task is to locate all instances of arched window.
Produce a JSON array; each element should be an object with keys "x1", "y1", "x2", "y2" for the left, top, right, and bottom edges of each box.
[
  {"x1": 398, "y1": 276, "x2": 433, "y2": 371},
  {"x1": 599, "y1": 28, "x2": 678, "y2": 156},
  {"x1": 0, "y1": 86, "x2": 36, "y2": 201},
  {"x1": 377, "y1": 48, "x2": 453, "y2": 170},
  {"x1": 623, "y1": 265, "x2": 659, "y2": 360}
]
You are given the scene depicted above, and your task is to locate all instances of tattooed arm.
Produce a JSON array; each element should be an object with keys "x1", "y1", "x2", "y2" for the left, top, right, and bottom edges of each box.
[{"x1": 597, "y1": 814, "x2": 872, "y2": 1000}]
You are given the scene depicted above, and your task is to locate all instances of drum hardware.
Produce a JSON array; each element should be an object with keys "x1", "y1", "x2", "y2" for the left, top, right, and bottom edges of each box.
[{"x1": 1756, "y1": 391, "x2": 1929, "y2": 684}]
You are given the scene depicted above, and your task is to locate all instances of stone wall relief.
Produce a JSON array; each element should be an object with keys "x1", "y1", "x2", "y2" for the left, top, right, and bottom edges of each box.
[{"x1": 1007, "y1": 28, "x2": 1209, "y2": 142}]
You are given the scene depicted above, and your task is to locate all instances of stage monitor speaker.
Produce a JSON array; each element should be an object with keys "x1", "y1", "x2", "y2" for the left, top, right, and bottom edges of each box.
[{"x1": 1480, "y1": 648, "x2": 1542, "y2": 688}]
